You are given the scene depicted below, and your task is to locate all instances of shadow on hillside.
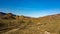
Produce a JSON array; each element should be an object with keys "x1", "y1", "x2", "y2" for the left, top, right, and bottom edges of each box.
[{"x1": 0, "y1": 23, "x2": 5, "y2": 27}]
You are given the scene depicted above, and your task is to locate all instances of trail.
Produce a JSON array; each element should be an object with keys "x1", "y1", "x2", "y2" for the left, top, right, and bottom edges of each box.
[{"x1": 2, "y1": 28, "x2": 20, "y2": 34}]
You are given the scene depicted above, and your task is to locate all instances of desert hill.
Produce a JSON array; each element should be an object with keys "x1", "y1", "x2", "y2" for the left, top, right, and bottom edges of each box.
[{"x1": 0, "y1": 12, "x2": 60, "y2": 34}]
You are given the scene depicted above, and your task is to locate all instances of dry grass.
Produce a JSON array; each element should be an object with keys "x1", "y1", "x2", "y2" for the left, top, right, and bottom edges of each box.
[{"x1": 0, "y1": 12, "x2": 60, "y2": 34}]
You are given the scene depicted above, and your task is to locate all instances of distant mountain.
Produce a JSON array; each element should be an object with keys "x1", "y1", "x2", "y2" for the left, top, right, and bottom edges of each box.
[
  {"x1": 7, "y1": 13, "x2": 16, "y2": 16},
  {"x1": 0, "y1": 12, "x2": 6, "y2": 16},
  {"x1": 0, "y1": 12, "x2": 16, "y2": 19}
]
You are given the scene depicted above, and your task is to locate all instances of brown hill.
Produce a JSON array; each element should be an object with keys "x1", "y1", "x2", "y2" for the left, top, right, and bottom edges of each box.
[
  {"x1": 0, "y1": 12, "x2": 16, "y2": 19},
  {"x1": 9, "y1": 14, "x2": 60, "y2": 34},
  {"x1": 0, "y1": 12, "x2": 60, "y2": 34}
]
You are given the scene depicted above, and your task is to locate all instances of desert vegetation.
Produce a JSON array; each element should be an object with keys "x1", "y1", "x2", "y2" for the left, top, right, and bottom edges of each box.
[{"x1": 0, "y1": 12, "x2": 60, "y2": 34}]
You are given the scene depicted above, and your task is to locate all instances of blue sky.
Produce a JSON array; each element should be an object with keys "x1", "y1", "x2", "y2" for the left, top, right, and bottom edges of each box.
[{"x1": 0, "y1": 0, "x2": 60, "y2": 17}]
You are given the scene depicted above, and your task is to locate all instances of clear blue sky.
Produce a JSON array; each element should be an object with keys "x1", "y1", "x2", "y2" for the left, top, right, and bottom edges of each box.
[{"x1": 0, "y1": 0, "x2": 60, "y2": 17}]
